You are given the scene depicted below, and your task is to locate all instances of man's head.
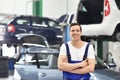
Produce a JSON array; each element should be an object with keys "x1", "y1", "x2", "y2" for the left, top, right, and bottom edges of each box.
[
  {"x1": 70, "y1": 23, "x2": 82, "y2": 41},
  {"x1": 70, "y1": 23, "x2": 82, "y2": 32}
]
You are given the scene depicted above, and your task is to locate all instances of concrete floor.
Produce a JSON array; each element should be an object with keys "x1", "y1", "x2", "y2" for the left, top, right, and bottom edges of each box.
[{"x1": 109, "y1": 41, "x2": 120, "y2": 72}]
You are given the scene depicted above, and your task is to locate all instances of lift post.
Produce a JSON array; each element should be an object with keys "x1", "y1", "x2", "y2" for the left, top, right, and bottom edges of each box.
[
  {"x1": 63, "y1": 24, "x2": 71, "y2": 43},
  {"x1": 96, "y1": 36, "x2": 114, "y2": 60},
  {"x1": 97, "y1": 39, "x2": 103, "y2": 59},
  {"x1": 0, "y1": 44, "x2": 2, "y2": 56}
]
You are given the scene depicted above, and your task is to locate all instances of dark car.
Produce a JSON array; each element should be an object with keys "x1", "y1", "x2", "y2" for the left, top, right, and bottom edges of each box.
[{"x1": 0, "y1": 15, "x2": 63, "y2": 47}]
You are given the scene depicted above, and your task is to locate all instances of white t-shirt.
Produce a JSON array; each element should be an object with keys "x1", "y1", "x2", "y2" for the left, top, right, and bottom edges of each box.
[{"x1": 59, "y1": 41, "x2": 95, "y2": 61}]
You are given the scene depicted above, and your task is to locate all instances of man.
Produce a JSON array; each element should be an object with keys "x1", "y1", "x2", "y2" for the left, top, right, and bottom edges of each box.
[{"x1": 58, "y1": 23, "x2": 95, "y2": 80}]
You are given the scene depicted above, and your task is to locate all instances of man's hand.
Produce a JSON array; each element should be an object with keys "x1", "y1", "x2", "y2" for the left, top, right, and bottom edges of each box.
[
  {"x1": 79, "y1": 59, "x2": 88, "y2": 68},
  {"x1": 62, "y1": 56, "x2": 68, "y2": 63},
  {"x1": 58, "y1": 55, "x2": 89, "y2": 71}
]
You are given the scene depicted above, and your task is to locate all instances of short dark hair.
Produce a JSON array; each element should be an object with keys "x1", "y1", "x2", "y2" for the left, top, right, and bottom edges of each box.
[{"x1": 70, "y1": 23, "x2": 82, "y2": 31}]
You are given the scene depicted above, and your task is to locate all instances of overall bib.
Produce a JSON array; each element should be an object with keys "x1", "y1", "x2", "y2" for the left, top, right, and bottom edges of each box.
[{"x1": 63, "y1": 43, "x2": 90, "y2": 80}]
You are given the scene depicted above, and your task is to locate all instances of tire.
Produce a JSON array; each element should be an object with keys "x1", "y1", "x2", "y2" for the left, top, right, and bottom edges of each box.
[
  {"x1": 115, "y1": 32, "x2": 120, "y2": 41},
  {"x1": 0, "y1": 57, "x2": 9, "y2": 78},
  {"x1": 7, "y1": 44, "x2": 12, "y2": 47}
]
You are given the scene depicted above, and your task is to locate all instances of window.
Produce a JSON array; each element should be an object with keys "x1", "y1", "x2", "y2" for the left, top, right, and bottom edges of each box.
[
  {"x1": 115, "y1": 0, "x2": 120, "y2": 10},
  {"x1": 16, "y1": 18, "x2": 30, "y2": 26},
  {"x1": 77, "y1": 0, "x2": 104, "y2": 24},
  {"x1": 32, "y1": 17, "x2": 48, "y2": 27},
  {"x1": 17, "y1": 53, "x2": 58, "y2": 69},
  {"x1": 0, "y1": 16, "x2": 14, "y2": 24},
  {"x1": 48, "y1": 20, "x2": 61, "y2": 29},
  {"x1": 18, "y1": 54, "x2": 34, "y2": 65}
]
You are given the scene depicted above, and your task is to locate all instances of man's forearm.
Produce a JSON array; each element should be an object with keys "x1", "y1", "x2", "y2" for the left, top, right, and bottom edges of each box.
[
  {"x1": 68, "y1": 65, "x2": 94, "y2": 74},
  {"x1": 58, "y1": 56, "x2": 88, "y2": 71},
  {"x1": 68, "y1": 59, "x2": 95, "y2": 74},
  {"x1": 58, "y1": 61, "x2": 87, "y2": 71}
]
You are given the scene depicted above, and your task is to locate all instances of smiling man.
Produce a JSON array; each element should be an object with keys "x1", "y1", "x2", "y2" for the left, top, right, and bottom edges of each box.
[{"x1": 58, "y1": 23, "x2": 95, "y2": 80}]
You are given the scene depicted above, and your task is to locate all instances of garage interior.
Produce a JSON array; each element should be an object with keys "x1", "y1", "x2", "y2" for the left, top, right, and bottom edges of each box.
[{"x1": 0, "y1": 0, "x2": 120, "y2": 80}]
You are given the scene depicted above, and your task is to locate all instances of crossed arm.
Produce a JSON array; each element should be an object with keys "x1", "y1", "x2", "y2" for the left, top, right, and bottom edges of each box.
[{"x1": 58, "y1": 55, "x2": 95, "y2": 74}]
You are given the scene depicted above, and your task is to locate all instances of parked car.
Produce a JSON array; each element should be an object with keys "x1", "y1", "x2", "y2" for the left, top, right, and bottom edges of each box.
[
  {"x1": 0, "y1": 15, "x2": 63, "y2": 47},
  {"x1": 14, "y1": 34, "x2": 119, "y2": 80},
  {"x1": 15, "y1": 47, "x2": 62, "y2": 80},
  {"x1": 14, "y1": 33, "x2": 120, "y2": 80},
  {"x1": 15, "y1": 45, "x2": 120, "y2": 80},
  {"x1": 15, "y1": 34, "x2": 62, "y2": 80},
  {"x1": 74, "y1": 0, "x2": 120, "y2": 41}
]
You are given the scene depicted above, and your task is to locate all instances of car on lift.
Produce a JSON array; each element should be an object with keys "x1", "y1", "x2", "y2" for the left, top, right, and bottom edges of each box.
[
  {"x1": 0, "y1": 14, "x2": 63, "y2": 47},
  {"x1": 74, "y1": 0, "x2": 120, "y2": 41}
]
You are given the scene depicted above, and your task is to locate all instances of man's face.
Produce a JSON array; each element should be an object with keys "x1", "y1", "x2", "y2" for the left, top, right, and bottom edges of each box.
[{"x1": 70, "y1": 25, "x2": 82, "y2": 41}]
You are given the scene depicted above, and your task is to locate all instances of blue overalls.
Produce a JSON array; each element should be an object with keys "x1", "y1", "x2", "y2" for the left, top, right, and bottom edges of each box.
[{"x1": 63, "y1": 43, "x2": 90, "y2": 80}]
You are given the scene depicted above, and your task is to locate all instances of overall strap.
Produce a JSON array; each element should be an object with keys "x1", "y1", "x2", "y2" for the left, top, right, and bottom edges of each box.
[
  {"x1": 83, "y1": 43, "x2": 90, "y2": 60},
  {"x1": 65, "y1": 43, "x2": 71, "y2": 62}
]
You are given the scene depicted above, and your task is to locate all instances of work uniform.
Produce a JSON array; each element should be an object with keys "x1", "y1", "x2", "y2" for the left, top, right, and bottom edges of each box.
[{"x1": 59, "y1": 41, "x2": 95, "y2": 80}]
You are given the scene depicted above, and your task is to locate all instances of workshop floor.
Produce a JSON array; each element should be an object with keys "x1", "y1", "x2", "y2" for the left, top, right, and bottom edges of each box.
[{"x1": 109, "y1": 41, "x2": 120, "y2": 72}]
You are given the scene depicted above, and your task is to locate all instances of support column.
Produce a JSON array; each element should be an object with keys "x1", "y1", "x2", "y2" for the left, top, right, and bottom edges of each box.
[
  {"x1": 63, "y1": 24, "x2": 71, "y2": 43},
  {"x1": 33, "y1": 0, "x2": 42, "y2": 16},
  {"x1": 97, "y1": 39, "x2": 103, "y2": 59},
  {"x1": 0, "y1": 44, "x2": 2, "y2": 56}
]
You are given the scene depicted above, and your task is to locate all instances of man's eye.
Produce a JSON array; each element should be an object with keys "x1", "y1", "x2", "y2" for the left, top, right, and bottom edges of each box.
[
  {"x1": 71, "y1": 30, "x2": 74, "y2": 32},
  {"x1": 71, "y1": 30, "x2": 80, "y2": 32},
  {"x1": 76, "y1": 30, "x2": 80, "y2": 32}
]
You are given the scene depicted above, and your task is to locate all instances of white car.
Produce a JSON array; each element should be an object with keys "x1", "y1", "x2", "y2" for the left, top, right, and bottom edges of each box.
[
  {"x1": 74, "y1": 0, "x2": 120, "y2": 41},
  {"x1": 15, "y1": 46, "x2": 120, "y2": 80}
]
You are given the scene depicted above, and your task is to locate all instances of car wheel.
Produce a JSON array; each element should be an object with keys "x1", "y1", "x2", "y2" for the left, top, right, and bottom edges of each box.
[
  {"x1": 7, "y1": 44, "x2": 12, "y2": 47},
  {"x1": 0, "y1": 57, "x2": 9, "y2": 77},
  {"x1": 115, "y1": 32, "x2": 120, "y2": 41},
  {"x1": 13, "y1": 45, "x2": 18, "y2": 47}
]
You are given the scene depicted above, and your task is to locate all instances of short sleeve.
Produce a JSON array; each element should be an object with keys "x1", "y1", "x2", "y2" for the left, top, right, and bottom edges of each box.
[
  {"x1": 59, "y1": 43, "x2": 67, "y2": 56},
  {"x1": 87, "y1": 44, "x2": 95, "y2": 59}
]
